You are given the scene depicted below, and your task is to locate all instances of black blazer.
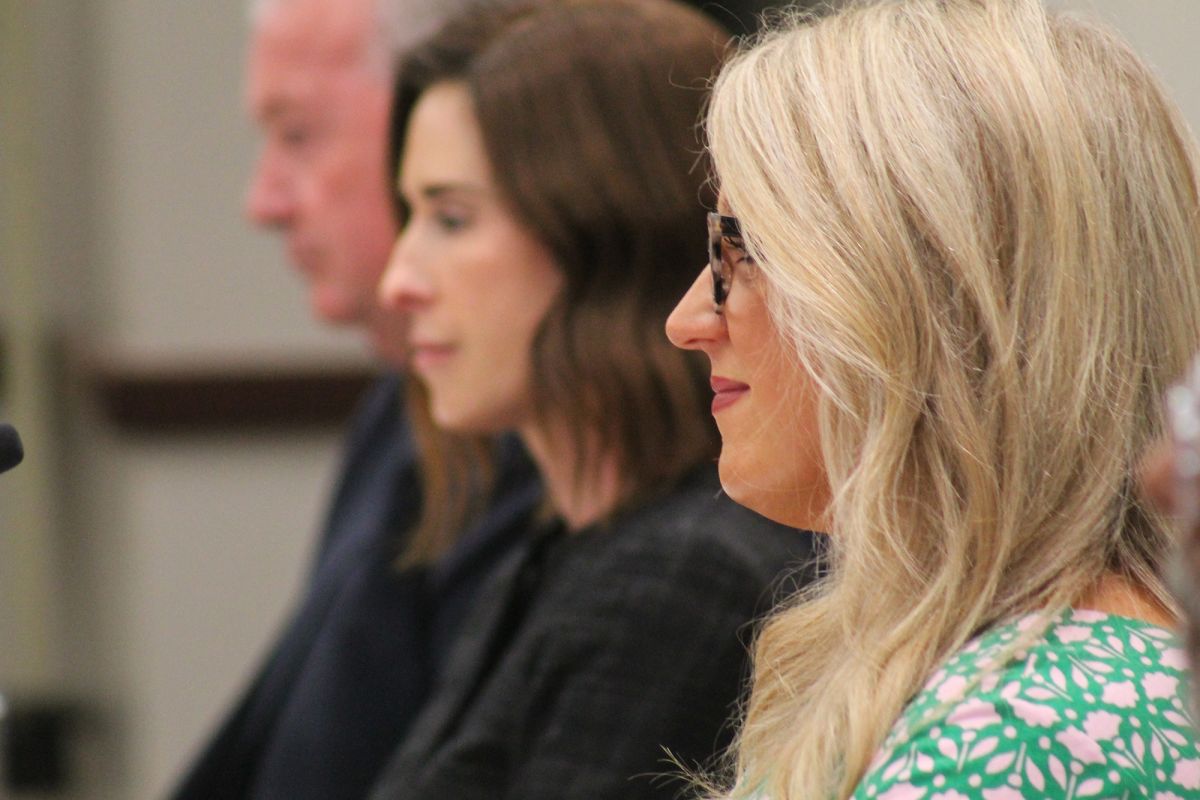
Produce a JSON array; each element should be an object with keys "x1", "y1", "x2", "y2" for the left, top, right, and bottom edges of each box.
[
  {"x1": 169, "y1": 374, "x2": 541, "y2": 800},
  {"x1": 370, "y1": 465, "x2": 819, "y2": 800}
]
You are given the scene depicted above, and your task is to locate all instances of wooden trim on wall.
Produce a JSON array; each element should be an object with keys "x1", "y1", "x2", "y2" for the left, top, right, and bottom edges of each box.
[{"x1": 90, "y1": 362, "x2": 376, "y2": 434}]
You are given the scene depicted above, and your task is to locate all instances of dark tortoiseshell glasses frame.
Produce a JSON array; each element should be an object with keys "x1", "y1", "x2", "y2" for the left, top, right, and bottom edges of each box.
[{"x1": 708, "y1": 212, "x2": 745, "y2": 314}]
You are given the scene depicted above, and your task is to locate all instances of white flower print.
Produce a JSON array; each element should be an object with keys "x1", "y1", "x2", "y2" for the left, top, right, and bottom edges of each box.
[
  {"x1": 1055, "y1": 726, "x2": 1105, "y2": 764},
  {"x1": 849, "y1": 613, "x2": 1199, "y2": 800},
  {"x1": 1143, "y1": 671, "x2": 1180, "y2": 700},
  {"x1": 1010, "y1": 697, "x2": 1059, "y2": 728},
  {"x1": 1161, "y1": 648, "x2": 1189, "y2": 670},
  {"x1": 1054, "y1": 625, "x2": 1093, "y2": 644},
  {"x1": 1081, "y1": 710, "x2": 1121, "y2": 741},
  {"x1": 980, "y1": 789, "x2": 1022, "y2": 800},
  {"x1": 1101, "y1": 680, "x2": 1138, "y2": 708},
  {"x1": 1173, "y1": 758, "x2": 1200, "y2": 790},
  {"x1": 946, "y1": 698, "x2": 1001, "y2": 730},
  {"x1": 936, "y1": 675, "x2": 969, "y2": 703}
]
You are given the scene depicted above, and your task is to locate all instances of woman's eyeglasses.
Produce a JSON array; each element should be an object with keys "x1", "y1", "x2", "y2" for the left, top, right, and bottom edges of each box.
[{"x1": 707, "y1": 212, "x2": 747, "y2": 314}]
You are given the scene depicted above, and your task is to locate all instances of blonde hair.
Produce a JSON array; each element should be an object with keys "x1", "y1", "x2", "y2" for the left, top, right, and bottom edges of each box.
[{"x1": 706, "y1": 1, "x2": 1200, "y2": 797}]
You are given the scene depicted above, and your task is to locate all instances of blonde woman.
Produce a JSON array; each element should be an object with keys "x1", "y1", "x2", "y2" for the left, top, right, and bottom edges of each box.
[{"x1": 667, "y1": 0, "x2": 1200, "y2": 797}]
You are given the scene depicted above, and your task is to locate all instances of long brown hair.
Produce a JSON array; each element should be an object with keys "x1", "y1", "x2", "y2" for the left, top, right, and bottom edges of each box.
[{"x1": 391, "y1": 0, "x2": 729, "y2": 522}]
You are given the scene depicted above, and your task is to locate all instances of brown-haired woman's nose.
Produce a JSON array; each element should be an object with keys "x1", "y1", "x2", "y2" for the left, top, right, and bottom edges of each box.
[{"x1": 379, "y1": 233, "x2": 435, "y2": 312}]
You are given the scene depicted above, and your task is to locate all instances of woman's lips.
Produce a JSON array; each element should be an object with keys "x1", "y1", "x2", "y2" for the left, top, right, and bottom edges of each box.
[
  {"x1": 410, "y1": 343, "x2": 456, "y2": 372},
  {"x1": 710, "y1": 376, "x2": 750, "y2": 413}
]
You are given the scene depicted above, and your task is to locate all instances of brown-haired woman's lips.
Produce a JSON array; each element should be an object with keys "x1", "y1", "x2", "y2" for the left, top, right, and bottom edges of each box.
[{"x1": 409, "y1": 341, "x2": 456, "y2": 372}]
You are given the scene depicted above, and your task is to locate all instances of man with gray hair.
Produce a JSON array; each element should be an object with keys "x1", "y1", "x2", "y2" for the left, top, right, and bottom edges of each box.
[{"x1": 168, "y1": 0, "x2": 540, "y2": 797}]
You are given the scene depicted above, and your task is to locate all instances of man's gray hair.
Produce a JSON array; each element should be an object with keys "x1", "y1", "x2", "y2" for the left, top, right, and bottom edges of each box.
[
  {"x1": 250, "y1": 0, "x2": 473, "y2": 75},
  {"x1": 374, "y1": 0, "x2": 475, "y2": 66}
]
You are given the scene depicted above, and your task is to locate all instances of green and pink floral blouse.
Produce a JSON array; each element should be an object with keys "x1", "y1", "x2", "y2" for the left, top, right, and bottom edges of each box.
[{"x1": 852, "y1": 610, "x2": 1199, "y2": 799}]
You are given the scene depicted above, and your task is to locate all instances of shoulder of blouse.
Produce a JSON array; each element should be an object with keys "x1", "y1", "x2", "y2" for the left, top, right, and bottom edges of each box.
[{"x1": 854, "y1": 610, "x2": 1198, "y2": 799}]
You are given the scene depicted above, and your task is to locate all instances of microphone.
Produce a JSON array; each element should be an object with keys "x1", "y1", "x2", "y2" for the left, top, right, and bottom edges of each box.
[{"x1": 0, "y1": 424, "x2": 24, "y2": 475}]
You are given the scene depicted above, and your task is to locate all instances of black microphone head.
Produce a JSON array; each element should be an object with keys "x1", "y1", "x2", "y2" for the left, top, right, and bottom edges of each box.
[{"x1": 0, "y1": 424, "x2": 24, "y2": 475}]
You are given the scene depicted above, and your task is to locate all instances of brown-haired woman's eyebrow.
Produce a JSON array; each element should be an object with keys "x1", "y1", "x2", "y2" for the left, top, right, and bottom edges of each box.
[{"x1": 421, "y1": 183, "x2": 491, "y2": 201}]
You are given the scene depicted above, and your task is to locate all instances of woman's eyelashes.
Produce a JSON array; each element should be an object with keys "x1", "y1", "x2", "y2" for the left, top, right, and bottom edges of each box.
[
  {"x1": 725, "y1": 236, "x2": 755, "y2": 267},
  {"x1": 434, "y1": 208, "x2": 471, "y2": 233},
  {"x1": 397, "y1": 202, "x2": 474, "y2": 237}
]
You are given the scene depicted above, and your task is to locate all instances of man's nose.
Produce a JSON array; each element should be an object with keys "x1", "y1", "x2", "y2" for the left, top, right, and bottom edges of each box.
[{"x1": 245, "y1": 150, "x2": 295, "y2": 228}]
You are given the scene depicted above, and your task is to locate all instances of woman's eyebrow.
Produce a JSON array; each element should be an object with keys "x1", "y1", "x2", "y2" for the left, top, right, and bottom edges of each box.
[{"x1": 398, "y1": 182, "x2": 491, "y2": 203}]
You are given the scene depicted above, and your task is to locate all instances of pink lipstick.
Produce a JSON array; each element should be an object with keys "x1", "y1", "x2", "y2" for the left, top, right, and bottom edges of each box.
[{"x1": 710, "y1": 376, "x2": 749, "y2": 413}]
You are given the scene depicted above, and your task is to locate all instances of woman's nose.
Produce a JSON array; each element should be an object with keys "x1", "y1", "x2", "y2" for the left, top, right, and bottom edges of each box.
[
  {"x1": 666, "y1": 266, "x2": 723, "y2": 351},
  {"x1": 378, "y1": 233, "x2": 435, "y2": 312}
]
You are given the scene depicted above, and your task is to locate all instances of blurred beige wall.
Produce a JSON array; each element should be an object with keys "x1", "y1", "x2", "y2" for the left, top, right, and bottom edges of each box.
[
  {"x1": 1051, "y1": 0, "x2": 1200, "y2": 126},
  {"x1": 2, "y1": 1, "x2": 364, "y2": 798},
  {"x1": 2, "y1": 1, "x2": 1199, "y2": 798}
]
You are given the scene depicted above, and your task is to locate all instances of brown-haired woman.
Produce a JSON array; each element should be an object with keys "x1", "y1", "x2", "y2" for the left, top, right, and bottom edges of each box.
[{"x1": 367, "y1": 1, "x2": 816, "y2": 798}]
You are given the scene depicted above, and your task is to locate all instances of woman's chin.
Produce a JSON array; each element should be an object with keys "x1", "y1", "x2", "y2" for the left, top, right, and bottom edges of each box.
[
  {"x1": 428, "y1": 401, "x2": 482, "y2": 434},
  {"x1": 718, "y1": 460, "x2": 828, "y2": 531},
  {"x1": 717, "y1": 461, "x2": 775, "y2": 518},
  {"x1": 428, "y1": 398, "x2": 518, "y2": 438}
]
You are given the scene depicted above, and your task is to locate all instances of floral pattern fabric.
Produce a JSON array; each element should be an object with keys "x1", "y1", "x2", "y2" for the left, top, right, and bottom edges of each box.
[{"x1": 853, "y1": 611, "x2": 1199, "y2": 799}]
